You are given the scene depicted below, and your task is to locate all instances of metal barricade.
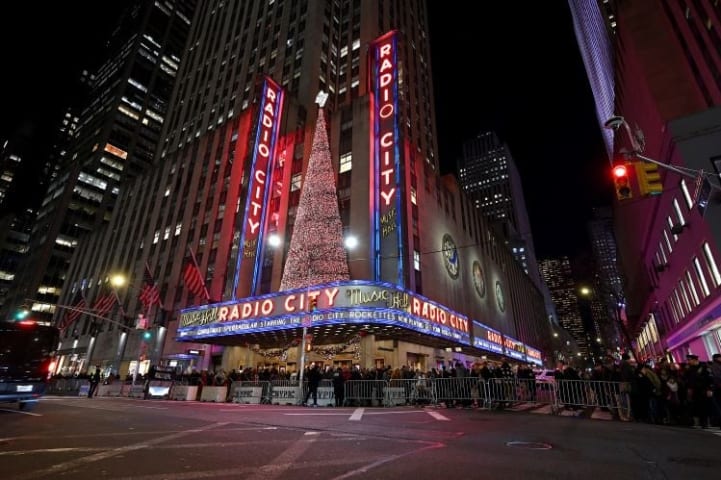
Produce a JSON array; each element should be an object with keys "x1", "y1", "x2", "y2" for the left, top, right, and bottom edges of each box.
[
  {"x1": 230, "y1": 381, "x2": 272, "y2": 404},
  {"x1": 555, "y1": 379, "x2": 631, "y2": 420},
  {"x1": 343, "y1": 380, "x2": 386, "y2": 407},
  {"x1": 47, "y1": 378, "x2": 90, "y2": 396},
  {"x1": 269, "y1": 379, "x2": 301, "y2": 405},
  {"x1": 432, "y1": 377, "x2": 479, "y2": 408}
]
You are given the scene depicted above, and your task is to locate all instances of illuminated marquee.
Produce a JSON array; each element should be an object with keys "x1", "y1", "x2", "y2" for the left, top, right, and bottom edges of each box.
[
  {"x1": 525, "y1": 345, "x2": 543, "y2": 366},
  {"x1": 370, "y1": 31, "x2": 404, "y2": 284},
  {"x1": 503, "y1": 335, "x2": 526, "y2": 361},
  {"x1": 472, "y1": 321, "x2": 504, "y2": 355},
  {"x1": 177, "y1": 281, "x2": 470, "y2": 344},
  {"x1": 232, "y1": 76, "x2": 285, "y2": 297}
]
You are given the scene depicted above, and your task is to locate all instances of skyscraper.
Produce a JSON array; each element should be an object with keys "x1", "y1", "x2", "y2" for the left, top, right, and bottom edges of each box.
[
  {"x1": 539, "y1": 257, "x2": 588, "y2": 358},
  {"x1": 57, "y1": 1, "x2": 551, "y2": 375},
  {"x1": 4, "y1": 1, "x2": 196, "y2": 324},
  {"x1": 457, "y1": 131, "x2": 542, "y2": 290},
  {"x1": 567, "y1": 0, "x2": 616, "y2": 162},
  {"x1": 587, "y1": 207, "x2": 625, "y2": 350}
]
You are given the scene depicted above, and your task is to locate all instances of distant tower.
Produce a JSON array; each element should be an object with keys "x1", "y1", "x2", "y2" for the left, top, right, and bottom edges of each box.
[
  {"x1": 539, "y1": 256, "x2": 589, "y2": 357},
  {"x1": 458, "y1": 131, "x2": 542, "y2": 289},
  {"x1": 587, "y1": 206, "x2": 624, "y2": 350}
]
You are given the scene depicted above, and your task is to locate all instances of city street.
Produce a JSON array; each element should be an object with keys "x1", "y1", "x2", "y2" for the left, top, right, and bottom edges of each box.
[{"x1": 1, "y1": 397, "x2": 719, "y2": 479}]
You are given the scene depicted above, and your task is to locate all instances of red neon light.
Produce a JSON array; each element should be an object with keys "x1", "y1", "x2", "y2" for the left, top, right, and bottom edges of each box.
[
  {"x1": 376, "y1": 39, "x2": 396, "y2": 207},
  {"x1": 246, "y1": 84, "x2": 280, "y2": 237}
]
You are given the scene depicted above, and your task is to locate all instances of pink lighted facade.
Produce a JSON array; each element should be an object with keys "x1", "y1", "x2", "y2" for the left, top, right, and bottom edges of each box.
[{"x1": 611, "y1": 0, "x2": 721, "y2": 362}]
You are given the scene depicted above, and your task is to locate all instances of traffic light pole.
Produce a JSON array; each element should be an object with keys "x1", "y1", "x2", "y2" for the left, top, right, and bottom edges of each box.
[{"x1": 606, "y1": 115, "x2": 721, "y2": 191}]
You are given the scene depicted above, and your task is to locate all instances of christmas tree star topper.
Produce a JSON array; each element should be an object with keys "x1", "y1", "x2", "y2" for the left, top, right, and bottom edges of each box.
[{"x1": 315, "y1": 90, "x2": 329, "y2": 108}]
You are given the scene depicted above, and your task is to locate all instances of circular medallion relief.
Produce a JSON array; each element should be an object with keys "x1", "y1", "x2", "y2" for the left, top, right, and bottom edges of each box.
[
  {"x1": 495, "y1": 280, "x2": 505, "y2": 312},
  {"x1": 442, "y1": 234, "x2": 459, "y2": 279},
  {"x1": 472, "y1": 260, "x2": 486, "y2": 298}
]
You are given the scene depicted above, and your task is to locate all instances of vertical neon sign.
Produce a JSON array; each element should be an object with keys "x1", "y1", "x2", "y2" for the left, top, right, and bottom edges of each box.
[
  {"x1": 370, "y1": 31, "x2": 404, "y2": 286},
  {"x1": 232, "y1": 76, "x2": 285, "y2": 299}
]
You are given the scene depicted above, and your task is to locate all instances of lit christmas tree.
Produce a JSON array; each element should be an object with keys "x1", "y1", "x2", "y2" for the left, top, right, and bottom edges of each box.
[{"x1": 280, "y1": 92, "x2": 350, "y2": 290}]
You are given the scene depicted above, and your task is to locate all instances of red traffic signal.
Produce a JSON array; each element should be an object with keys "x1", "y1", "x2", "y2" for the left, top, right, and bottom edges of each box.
[
  {"x1": 612, "y1": 163, "x2": 632, "y2": 201},
  {"x1": 613, "y1": 164, "x2": 628, "y2": 178}
]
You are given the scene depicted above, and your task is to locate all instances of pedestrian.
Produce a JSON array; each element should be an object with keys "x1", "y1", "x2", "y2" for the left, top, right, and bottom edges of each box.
[
  {"x1": 303, "y1": 363, "x2": 322, "y2": 407},
  {"x1": 332, "y1": 367, "x2": 345, "y2": 407},
  {"x1": 88, "y1": 366, "x2": 101, "y2": 398}
]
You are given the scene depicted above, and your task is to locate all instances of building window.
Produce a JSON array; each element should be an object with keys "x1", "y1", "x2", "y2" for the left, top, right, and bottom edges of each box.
[
  {"x1": 413, "y1": 250, "x2": 420, "y2": 271},
  {"x1": 703, "y1": 242, "x2": 721, "y2": 287},
  {"x1": 680, "y1": 179, "x2": 693, "y2": 210},
  {"x1": 694, "y1": 256, "x2": 711, "y2": 297},
  {"x1": 679, "y1": 280, "x2": 692, "y2": 313},
  {"x1": 664, "y1": 229, "x2": 673, "y2": 253},
  {"x1": 667, "y1": 216, "x2": 678, "y2": 242},
  {"x1": 291, "y1": 173, "x2": 302, "y2": 191},
  {"x1": 686, "y1": 270, "x2": 700, "y2": 306},
  {"x1": 411, "y1": 186, "x2": 417, "y2": 205},
  {"x1": 339, "y1": 152, "x2": 352, "y2": 173},
  {"x1": 673, "y1": 198, "x2": 686, "y2": 226}
]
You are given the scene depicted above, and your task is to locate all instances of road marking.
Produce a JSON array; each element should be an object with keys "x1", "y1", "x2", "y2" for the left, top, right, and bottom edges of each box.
[
  {"x1": 349, "y1": 408, "x2": 364, "y2": 421},
  {"x1": 426, "y1": 411, "x2": 449, "y2": 421},
  {"x1": 245, "y1": 428, "x2": 319, "y2": 480},
  {"x1": 12, "y1": 421, "x2": 229, "y2": 480},
  {"x1": 0, "y1": 408, "x2": 42, "y2": 417}
]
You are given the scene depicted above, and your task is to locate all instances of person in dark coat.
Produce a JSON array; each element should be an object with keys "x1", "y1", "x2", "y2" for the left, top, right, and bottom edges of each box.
[
  {"x1": 303, "y1": 363, "x2": 323, "y2": 406},
  {"x1": 332, "y1": 367, "x2": 346, "y2": 407},
  {"x1": 88, "y1": 366, "x2": 101, "y2": 398}
]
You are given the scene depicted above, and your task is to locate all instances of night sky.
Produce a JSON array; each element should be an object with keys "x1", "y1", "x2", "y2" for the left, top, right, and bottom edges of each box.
[
  {"x1": 1, "y1": 2, "x2": 608, "y2": 259},
  {"x1": 427, "y1": 2, "x2": 609, "y2": 259}
]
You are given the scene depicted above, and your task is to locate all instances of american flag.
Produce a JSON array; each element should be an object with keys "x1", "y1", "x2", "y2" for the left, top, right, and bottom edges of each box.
[
  {"x1": 183, "y1": 256, "x2": 210, "y2": 299},
  {"x1": 139, "y1": 263, "x2": 162, "y2": 309},
  {"x1": 92, "y1": 289, "x2": 117, "y2": 319},
  {"x1": 58, "y1": 290, "x2": 86, "y2": 331}
]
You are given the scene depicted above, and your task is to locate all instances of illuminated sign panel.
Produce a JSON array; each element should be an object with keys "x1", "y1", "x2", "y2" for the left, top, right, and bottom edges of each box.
[
  {"x1": 472, "y1": 321, "x2": 504, "y2": 355},
  {"x1": 503, "y1": 335, "x2": 526, "y2": 361},
  {"x1": 370, "y1": 31, "x2": 404, "y2": 285},
  {"x1": 232, "y1": 77, "x2": 285, "y2": 297},
  {"x1": 178, "y1": 281, "x2": 470, "y2": 345},
  {"x1": 525, "y1": 345, "x2": 543, "y2": 366}
]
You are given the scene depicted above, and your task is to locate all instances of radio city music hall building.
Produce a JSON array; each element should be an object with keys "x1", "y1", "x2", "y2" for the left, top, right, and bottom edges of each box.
[{"x1": 58, "y1": 2, "x2": 551, "y2": 375}]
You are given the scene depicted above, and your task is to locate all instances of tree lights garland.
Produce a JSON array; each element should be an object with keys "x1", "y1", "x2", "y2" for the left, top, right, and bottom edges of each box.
[
  {"x1": 250, "y1": 334, "x2": 363, "y2": 361},
  {"x1": 279, "y1": 104, "x2": 350, "y2": 291},
  {"x1": 311, "y1": 334, "x2": 363, "y2": 360},
  {"x1": 250, "y1": 338, "x2": 301, "y2": 360}
]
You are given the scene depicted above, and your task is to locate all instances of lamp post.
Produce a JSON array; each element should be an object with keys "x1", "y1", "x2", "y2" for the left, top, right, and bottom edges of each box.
[{"x1": 109, "y1": 274, "x2": 130, "y2": 378}]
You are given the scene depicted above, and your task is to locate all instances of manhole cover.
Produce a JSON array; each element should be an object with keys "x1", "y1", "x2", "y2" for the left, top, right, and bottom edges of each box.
[{"x1": 506, "y1": 441, "x2": 552, "y2": 450}]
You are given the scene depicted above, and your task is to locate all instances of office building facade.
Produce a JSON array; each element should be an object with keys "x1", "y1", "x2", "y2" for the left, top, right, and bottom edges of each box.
[
  {"x1": 4, "y1": 1, "x2": 196, "y2": 328},
  {"x1": 606, "y1": 0, "x2": 721, "y2": 362}
]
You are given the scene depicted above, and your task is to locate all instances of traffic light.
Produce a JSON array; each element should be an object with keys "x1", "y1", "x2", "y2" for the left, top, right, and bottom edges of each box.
[
  {"x1": 142, "y1": 330, "x2": 152, "y2": 340},
  {"x1": 309, "y1": 296, "x2": 318, "y2": 311},
  {"x1": 612, "y1": 163, "x2": 633, "y2": 201},
  {"x1": 635, "y1": 161, "x2": 663, "y2": 196}
]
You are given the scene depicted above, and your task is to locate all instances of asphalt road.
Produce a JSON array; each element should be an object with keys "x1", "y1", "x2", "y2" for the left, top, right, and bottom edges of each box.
[{"x1": 1, "y1": 397, "x2": 719, "y2": 479}]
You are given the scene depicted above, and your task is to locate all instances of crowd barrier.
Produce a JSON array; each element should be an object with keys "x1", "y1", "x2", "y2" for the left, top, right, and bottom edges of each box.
[{"x1": 46, "y1": 377, "x2": 632, "y2": 419}]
